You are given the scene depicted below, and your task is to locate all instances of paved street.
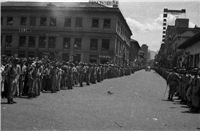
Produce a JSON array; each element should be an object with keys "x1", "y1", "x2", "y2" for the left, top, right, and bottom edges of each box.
[{"x1": 1, "y1": 70, "x2": 200, "y2": 131}]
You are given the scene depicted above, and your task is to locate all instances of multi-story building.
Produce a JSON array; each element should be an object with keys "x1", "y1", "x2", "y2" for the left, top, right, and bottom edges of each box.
[
  {"x1": 1, "y1": 2, "x2": 132, "y2": 65},
  {"x1": 158, "y1": 18, "x2": 200, "y2": 67}
]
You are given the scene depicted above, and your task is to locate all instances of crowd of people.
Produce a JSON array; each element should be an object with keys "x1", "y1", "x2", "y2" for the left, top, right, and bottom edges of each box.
[
  {"x1": 0, "y1": 55, "x2": 142, "y2": 104},
  {"x1": 154, "y1": 67, "x2": 200, "y2": 113}
]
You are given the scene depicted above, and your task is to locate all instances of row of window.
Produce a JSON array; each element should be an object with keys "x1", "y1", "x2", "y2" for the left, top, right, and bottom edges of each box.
[
  {"x1": 2, "y1": 35, "x2": 110, "y2": 50},
  {"x1": 3, "y1": 50, "x2": 109, "y2": 64},
  {"x1": 1, "y1": 16, "x2": 111, "y2": 29},
  {"x1": 4, "y1": 48, "x2": 121, "y2": 64}
]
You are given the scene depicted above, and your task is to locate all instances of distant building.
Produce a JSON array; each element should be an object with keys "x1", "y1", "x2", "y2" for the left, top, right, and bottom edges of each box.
[
  {"x1": 129, "y1": 39, "x2": 140, "y2": 66},
  {"x1": 1, "y1": 1, "x2": 132, "y2": 65},
  {"x1": 149, "y1": 50, "x2": 157, "y2": 60},
  {"x1": 140, "y1": 44, "x2": 148, "y2": 60},
  {"x1": 137, "y1": 44, "x2": 148, "y2": 66}
]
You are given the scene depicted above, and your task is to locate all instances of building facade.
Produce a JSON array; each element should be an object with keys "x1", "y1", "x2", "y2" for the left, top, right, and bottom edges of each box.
[
  {"x1": 157, "y1": 18, "x2": 200, "y2": 68},
  {"x1": 178, "y1": 32, "x2": 200, "y2": 68},
  {"x1": 1, "y1": 2, "x2": 132, "y2": 65}
]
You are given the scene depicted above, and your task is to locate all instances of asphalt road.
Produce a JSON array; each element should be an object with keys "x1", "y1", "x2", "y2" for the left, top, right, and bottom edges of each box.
[{"x1": 1, "y1": 70, "x2": 200, "y2": 131}]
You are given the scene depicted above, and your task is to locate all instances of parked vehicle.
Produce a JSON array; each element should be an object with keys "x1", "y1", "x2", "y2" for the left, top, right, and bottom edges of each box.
[{"x1": 145, "y1": 66, "x2": 151, "y2": 71}]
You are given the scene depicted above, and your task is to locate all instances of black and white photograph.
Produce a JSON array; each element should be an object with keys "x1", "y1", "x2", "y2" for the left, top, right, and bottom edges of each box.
[{"x1": 1, "y1": 0, "x2": 200, "y2": 130}]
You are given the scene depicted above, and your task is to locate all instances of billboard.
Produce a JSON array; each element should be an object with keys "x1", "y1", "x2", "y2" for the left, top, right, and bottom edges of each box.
[{"x1": 89, "y1": 0, "x2": 118, "y2": 7}]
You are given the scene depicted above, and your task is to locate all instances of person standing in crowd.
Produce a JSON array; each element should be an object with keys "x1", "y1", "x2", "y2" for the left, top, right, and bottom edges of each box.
[
  {"x1": 78, "y1": 62, "x2": 84, "y2": 87},
  {"x1": 167, "y1": 67, "x2": 181, "y2": 101},
  {"x1": 56, "y1": 63, "x2": 62, "y2": 91},
  {"x1": 90, "y1": 64, "x2": 96, "y2": 84},
  {"x1": 180, "y1": 69, "x2": 187, "y2": 104},
  {"x1": 27, "y1": 62, "x2": 35, "y2": 98},
  {"x1": 5, "y1": 58, "x2": 19, "y2": 104},
  {"x1": 186, "y1": 70, "x2": 194, "y2": 107},
  {"x1": 1, "y1": 60, "x2": 6, "y2": 98},
  {"x1": 19, "y1": 59, "x2": 27, "y2": 97},
  {"x1": 38, "y1": 61, "x2": 44, "y2": 95},
  {"x1": 196, "y1": 70, "x2": 200, "y2": 112},
  {"x1": 190, "y1": 68, "x2": 199, "y2": 113},
  {"x1": 96, "y1": 64, "x2": 101, "y2": 82},
  {"x1": 68, "y1": 63, "x2": 73, "y2": 89},
  {"x1": 50, "y1": 63, "x2": 57, "y2": 93},
  {"x1": 12, "y1": 58, "x2": 21, "y2": 97},
  {"x1": 85, "y1": 63, "x2": 91, "y2": 86}
]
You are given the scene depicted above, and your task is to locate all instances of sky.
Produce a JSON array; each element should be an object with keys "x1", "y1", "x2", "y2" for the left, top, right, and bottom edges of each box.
[{"x1": 1, "y1": 0, "x2": 200, "y2": 51}]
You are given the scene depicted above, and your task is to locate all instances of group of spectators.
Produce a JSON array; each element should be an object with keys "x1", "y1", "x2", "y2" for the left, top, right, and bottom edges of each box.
[
  {"x1": 154, "y1": 67, "x2": 200, "y2": 113},
  {"x1": 0, "y1": 55, "x2": 141, "y2": 104}
]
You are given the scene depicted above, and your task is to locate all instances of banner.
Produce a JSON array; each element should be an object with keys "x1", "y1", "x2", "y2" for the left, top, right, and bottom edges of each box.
[{"x1": 89, "y1": 0, "x2": 118, "y2": 7}]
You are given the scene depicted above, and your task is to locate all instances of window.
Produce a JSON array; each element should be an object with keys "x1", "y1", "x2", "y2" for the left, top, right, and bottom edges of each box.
[
  {"x1": 20, "y1": 17, "x2": 27, "y2": 26},
  {"x1": 18, "y1": 51, "x2": 25, "y2": 58},
  {"x1": 62, "y1": 53, "x2": 69, "y2": 61},
  {"x1": 28, "y1": 51, "x2": 35, "y2": 57},
  {"x1": 39, "y1": 36, "x2": 46, "y2": 48},
  {"x1": 50, "y1": 18, "x2": 56, "y2": 27},
  {"x1": 75, "y1": 17, "x2": 82, "y2": 28},
  {"x1": 100, "y1": 59, "x2": 108, "y2": 64},
  {"x1": 64, "y1": 18, "x2": 71, "y2": 28},
  {"x1": 40, "y1": 17, "x2": 47, "y2": 26},
  {"x1": 74, "y1": 38, "x2": 82, "y2": 50},
  {"x1": 89, "y1": 55, "x2": 97, "y2": 63},
  {"x1": 73, "y1": 54, "x2": 81, "y2": 62},
  {"x1": 1, "y1": 17, "x2": 3, "y2": 25},
  {"x1": 38, "y1": 52, "x2": 44, "y2": 58},
  {"x1": 30, "y1": 17, "x2": 36, "y2": 26},
  {"x1": 92, "y1": 18, "x2": 99, "y2": 28},
  {"x1": 5, "y1": 35, "x2": 12, "y2": 47},
  {"x1": 7, "y1": 17, "x2": 13, "y2": 25},
  {"x1": 103, "y1": 19, "x2": 110, "y2": 28},
  {"x1": 89, "y1": 59, "x2": 97, "y2": 63},
  {"x1": 49, "y1": 52, "x2": 55, "y2": 60},
  {"x1": 29, "y1": 36, "x2": 36, "y2": 48},
  {"x1": 163, "y1": 14, "x2": 167, "y2": 17},
  {"x1": 19, "y1": 36, "x2": 26, "y2": 47},
  {"x1": 90, "y1": 38, "x2": 98, "y2": 50},
  {"x1": 101, "y1": 39, "x2": 110, "y2": 50},
  {"x1": 48, "y1": 37, "x2": 56, "y2": 48},
  {"x1": 0, "y1": 35, "x2": 3, "y2": 47},
  {"x1": 5, "y1": 50, "x2": 12, "y2": 56},
  {"x1": 63, "y1": 37, "x2": 70, "y2": 49}
]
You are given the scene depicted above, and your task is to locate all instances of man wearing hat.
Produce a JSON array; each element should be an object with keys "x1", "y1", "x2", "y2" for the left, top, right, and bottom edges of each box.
[{"x1": 166, "y1": 67, "x2": 181, "y2": 101}]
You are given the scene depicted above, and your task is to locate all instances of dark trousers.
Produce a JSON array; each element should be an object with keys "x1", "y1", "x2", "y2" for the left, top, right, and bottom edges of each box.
[{"x1": 7, "y1": 79, "x2": 15, "y2": 102}]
